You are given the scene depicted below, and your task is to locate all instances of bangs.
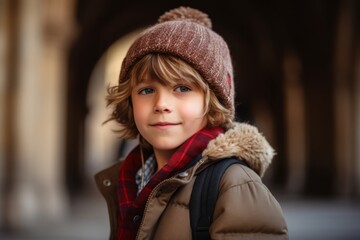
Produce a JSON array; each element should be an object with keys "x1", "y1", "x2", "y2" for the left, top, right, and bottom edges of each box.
[{"x1": 128, "y1": 54, "x2": 207, "y2": 91}]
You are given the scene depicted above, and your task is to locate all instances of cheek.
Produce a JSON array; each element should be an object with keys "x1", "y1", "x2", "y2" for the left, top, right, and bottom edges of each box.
[
  {"x1": 181, "y1": 97, "x2": 206, "y2": 118},
  {"x1": 133, "y1": 107, "x2": 147, "y2": 126},
  {"x1": 131, "y1": 96, "x2": 146, "y2": 126}
]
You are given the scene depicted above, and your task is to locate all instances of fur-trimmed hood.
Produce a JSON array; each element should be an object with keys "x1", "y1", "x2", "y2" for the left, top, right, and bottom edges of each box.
[{"x1": 202, "y1": 122, "x2": 275, "y2": 177}]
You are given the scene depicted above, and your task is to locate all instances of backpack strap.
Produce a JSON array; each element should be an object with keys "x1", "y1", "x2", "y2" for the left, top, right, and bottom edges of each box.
[{"x1": 189, "y1": 157, "x2": 248, "y2": 240}]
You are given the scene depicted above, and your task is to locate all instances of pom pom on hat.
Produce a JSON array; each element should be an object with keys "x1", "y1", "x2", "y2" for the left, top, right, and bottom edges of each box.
[
  {"x1": 120, "y1": 6, "x2": 235, "y2": 117},
  {"x1": 158, "y1": 6, "x2": 212, "y2": 29}
]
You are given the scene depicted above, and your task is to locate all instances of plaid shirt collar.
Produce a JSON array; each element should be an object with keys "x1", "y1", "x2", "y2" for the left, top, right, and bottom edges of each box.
[{"x1": 135, "y1": 154, "x2": 156, "y2": 195}]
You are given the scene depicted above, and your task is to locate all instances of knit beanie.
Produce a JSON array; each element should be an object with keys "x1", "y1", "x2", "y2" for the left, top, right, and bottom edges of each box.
[{"x1": 120, "y1": 6, "x2": 235, "y2": 117}]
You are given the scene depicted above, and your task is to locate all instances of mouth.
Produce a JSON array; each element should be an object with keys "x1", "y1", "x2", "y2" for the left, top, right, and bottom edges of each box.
[{"x1": 150, "y1": 122, "x2": 180, "y2": 129}]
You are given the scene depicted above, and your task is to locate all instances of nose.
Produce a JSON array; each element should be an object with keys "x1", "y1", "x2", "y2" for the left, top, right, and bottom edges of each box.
[{"x1": 153, "y1": 91, "x2": 172, "y2": 113}]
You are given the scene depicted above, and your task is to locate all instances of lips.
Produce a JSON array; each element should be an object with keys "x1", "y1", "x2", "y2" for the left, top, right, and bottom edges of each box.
[{"x1": 150, "y1": 122, "x2": 180, "y2": 130}]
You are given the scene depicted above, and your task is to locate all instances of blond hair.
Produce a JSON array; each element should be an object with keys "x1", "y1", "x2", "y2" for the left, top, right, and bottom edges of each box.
[{"x1": 106, "y1": 54, "x2": 232, "y2": 139}]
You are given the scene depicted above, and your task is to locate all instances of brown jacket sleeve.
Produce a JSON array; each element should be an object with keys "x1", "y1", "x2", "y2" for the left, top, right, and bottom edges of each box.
[{"x1": 210, "y1": 164, "x2": 288, "y2": 240}]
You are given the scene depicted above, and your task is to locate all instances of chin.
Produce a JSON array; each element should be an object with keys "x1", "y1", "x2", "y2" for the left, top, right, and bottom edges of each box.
[{"x1": 153, "y1": 144, "x2": 178, "y2": 151}]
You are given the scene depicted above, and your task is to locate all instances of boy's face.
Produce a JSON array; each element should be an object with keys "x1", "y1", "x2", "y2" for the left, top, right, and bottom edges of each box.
[{"x1": 131, "y1": 77, "x2": 207, "y2": 158}]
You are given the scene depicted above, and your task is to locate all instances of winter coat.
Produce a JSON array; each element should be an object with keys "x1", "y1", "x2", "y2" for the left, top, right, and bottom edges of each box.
[{"x1": 95, "y1": 122, "x2": 289, "y2": 239}]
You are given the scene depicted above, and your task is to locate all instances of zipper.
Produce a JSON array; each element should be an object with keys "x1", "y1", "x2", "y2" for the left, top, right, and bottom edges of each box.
[
  {"x1": 135, "y1": 176, "x2": 178, "y2": 240},
  {"x1": 135, "y1": 158, "x2": 206, "y2": 239}
]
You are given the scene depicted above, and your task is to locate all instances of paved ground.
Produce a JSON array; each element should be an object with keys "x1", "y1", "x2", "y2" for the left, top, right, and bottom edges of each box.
[
  {"x1": 282, "y1": 199, "x2": 360, "y2": 240},
  {"x1": 0, "y1": 188, "x2": 109, "y2": 240},
  {"x1": 1, "y1": 194, "x2": 360, "y2": 240}
]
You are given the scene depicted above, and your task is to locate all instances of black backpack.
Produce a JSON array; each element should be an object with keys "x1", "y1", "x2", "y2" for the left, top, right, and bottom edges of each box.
[{"x1": 189, "y1": 157, "x2": 249, "y2": 240}]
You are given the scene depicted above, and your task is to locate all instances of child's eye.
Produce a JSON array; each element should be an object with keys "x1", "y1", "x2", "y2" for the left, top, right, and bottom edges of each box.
[
  {"x1": 175, "y1": 85, "x2": 191, "y2": 92},
  {"x1": 139, "y1": 88, "x2": 154, "y2": 95}
]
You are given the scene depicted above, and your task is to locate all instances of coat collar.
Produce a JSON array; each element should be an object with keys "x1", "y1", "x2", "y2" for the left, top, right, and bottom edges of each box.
[{"x1": 201, "y1": 122, "x2": 275, "y2": 177}]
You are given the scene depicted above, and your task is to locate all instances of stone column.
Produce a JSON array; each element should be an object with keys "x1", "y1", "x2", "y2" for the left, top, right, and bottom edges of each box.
[{"x1": 1, "y1": 0, "x2": 75, "y2": 230}]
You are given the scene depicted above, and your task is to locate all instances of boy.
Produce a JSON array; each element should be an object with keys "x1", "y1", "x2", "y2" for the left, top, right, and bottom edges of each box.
[{"x1": 96, "y1": 6, "x2": 288, "y2": 240}]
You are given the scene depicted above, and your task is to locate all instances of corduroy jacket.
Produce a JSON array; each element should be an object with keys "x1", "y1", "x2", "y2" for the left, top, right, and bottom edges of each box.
[{"x1": 95, "y1": 122, "x2": 289, "y2": 239}]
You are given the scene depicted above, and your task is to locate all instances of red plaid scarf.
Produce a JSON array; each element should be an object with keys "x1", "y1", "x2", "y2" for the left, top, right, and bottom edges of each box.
[{"x1": 117, "y1": 127, "x2": 223, "y2": 239}]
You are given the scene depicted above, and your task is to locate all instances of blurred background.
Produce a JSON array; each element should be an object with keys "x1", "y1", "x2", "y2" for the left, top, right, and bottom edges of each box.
[{"x1": 1, "y1": 0, "x2": 360, "y2": 239}]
